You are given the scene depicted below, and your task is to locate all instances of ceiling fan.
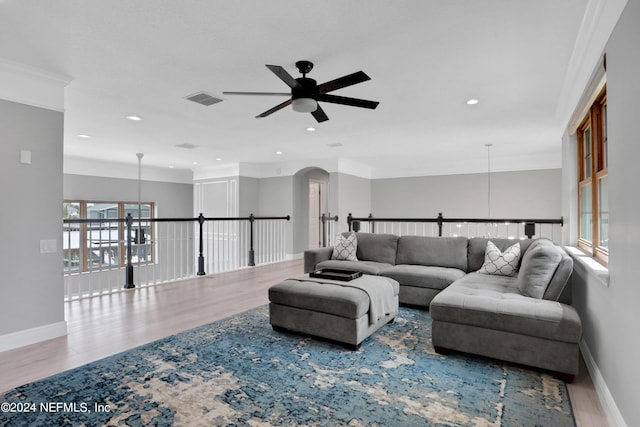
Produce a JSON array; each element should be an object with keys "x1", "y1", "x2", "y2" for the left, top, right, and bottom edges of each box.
[{"x1": 223, "y1": 60, "x2": 379, "y2": 123}]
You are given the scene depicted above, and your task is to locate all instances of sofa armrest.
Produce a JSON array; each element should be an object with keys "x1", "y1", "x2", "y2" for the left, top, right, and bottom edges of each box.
[{"x1": 304, "y1": 247, "x2": 334, "y2": 273}]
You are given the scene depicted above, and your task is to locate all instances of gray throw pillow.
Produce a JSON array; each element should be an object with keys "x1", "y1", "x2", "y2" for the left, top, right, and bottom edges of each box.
[{"x1": 517, "y1": 240, "x2": 562, "y2": 299}]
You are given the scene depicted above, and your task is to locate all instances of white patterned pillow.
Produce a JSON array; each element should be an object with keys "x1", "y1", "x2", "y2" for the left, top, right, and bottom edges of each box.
[
  {"x1": 477, "y1": 241, "x2": 521, "y2": 276},
  {"x1": 331, "y1": 233, "x2": 358, "y2": 261}
]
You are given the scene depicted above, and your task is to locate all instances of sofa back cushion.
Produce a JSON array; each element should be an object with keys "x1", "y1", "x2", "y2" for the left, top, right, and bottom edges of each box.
[
  {"x1": 517, "y1": 239, "x2": 571, "y2": 300},
  {"x1": 468, "y1": 237, "x2": 534, "y2": 272},
  {"x1": 352, "y1": 232, "x2": 399, "y2": 265},
  {"x1": 542, "y1": 247, "x2": 573, "y2": 302},
  {"x1": 396, "y1": 236, "x2": 468, "y2": 271}
]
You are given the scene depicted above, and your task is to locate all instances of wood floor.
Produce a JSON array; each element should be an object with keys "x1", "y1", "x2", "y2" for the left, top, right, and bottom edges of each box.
[{"x1": 0, "y1": 259, "x2": 607, "y2": 426}]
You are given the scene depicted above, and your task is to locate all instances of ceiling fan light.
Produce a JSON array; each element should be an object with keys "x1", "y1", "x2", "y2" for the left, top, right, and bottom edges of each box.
[{"x1": 292, "y1": 98, "x2": 318, "y2": 113}]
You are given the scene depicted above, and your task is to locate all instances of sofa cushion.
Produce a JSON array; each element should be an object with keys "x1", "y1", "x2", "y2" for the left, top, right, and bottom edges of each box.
[
  {"x1": 396, "y1": 236, "x2": 468, "y2": 271},
  {"x1": 380, "y1": 264, "x2": 466, "y2": 290},
  {"x1": 269, "y1": 279, "x2": 369, "y2": 319},
  {"x1": 517, "y1": 239, "x2": 562, "y2": 299},
  {"x1": 477, "y1": 241, "x2": 521, "y2": 276},
  {"x1": 430, "y1": 273, "x2": 582, "y2": 343},
  {"x1": 353, "y1": 233, "x2": 399, "y2": 265},
  {"x1": 542, "y1": 251, "x2": 573, "y2": 301},
  {"x1": 331, "y1": 233, "x2": 358, "y2": 261},
  {"x1": 316, "y1": 259, "x2": 393, "y2": 275},
  {"x1": 468, "y1": 237, "x2": 534, "y2": 272}
]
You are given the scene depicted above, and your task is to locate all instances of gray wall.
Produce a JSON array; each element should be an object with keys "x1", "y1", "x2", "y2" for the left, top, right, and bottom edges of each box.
[
  {"x1": 0, "y1": 100, "x2": 64, "y2": 336},
  {"x1": 330, "y1": 172, "x2": 372, "y2": 232},
  {"x1": 64, "y1": 174, "x2": 193, "y2": 218},
  {"x1": 568, "y1": 2, "x2": 640, "y2": 424},
  {"x1": 372, "y1": 169, "x2": 562, "y2": 219},
  {"x1": 238, "y1": 176, "x2": 259, "y2": 216},
  {"x1": 257, "y1": 175, "x2": 294, "y2": 255}
]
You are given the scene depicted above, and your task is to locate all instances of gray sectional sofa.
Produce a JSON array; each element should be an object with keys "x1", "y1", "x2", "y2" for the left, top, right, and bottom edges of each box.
[{"x1": 304, "y1": 232, "x2": 582, "y2": 381}]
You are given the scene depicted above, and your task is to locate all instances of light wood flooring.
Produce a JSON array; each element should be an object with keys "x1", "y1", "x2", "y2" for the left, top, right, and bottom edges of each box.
[{"x1": 0, "y1": 259, "x2": 607, "y2": 426}]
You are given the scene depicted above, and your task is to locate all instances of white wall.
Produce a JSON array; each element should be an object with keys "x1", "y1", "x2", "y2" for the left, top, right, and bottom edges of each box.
[
  {"x1": 0, "y1": 99, "x2": 66, "y2": 346},
  {"x1": 566, "y1": 2, "x2": 640, "y2": 425}
]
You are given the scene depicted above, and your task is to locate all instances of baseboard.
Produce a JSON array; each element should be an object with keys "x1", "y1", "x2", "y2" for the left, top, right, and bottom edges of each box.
[
  {"x1": 286, "y1": 252, "x2": 303, "y2": 261},
  {"x1": 0, "y1": 321, "x2": 68, "y2": 353},
  {"x1": 580, "y1": 340, "x2": 628, "y2": 427}
]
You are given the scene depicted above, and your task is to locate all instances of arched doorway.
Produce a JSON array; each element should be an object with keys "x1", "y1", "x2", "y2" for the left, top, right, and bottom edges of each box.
[{"x1": 292, "y1": 167, "x2": 330, "y2": 252}]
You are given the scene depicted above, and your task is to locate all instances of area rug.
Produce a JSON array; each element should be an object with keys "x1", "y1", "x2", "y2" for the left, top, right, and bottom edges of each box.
[{"x1": 0, "y1": 306, "x2": 575, "y2": 426}]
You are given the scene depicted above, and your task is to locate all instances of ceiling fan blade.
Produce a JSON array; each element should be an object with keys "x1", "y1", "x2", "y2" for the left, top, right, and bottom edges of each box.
[
  {"x1": 317, "y1": 71, "x2": 371, "y2": 94},
  {"x1": 223, "y1": 91, "x2": 290, "y2": 96},
  {"x1": 256, "y1": 99, "x2": 293, "y2": 118},
  {"x1": 311, "y1": 105, "x2": 329, "y2": 123},
  {"x1": 266, "y1": 65, "x2": 300, "y2": 89},
  {"x1": 318, "y1": 94, "x2": 379, "y2": 109}
]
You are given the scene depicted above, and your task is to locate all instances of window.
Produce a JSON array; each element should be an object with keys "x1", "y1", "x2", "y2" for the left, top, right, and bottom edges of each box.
[
  {"x1": 63, "y1": 201, "x2": 155, "y2": 273},
  {"x1": 577, "y1": 86, "x2": 608, "y2": 262}
]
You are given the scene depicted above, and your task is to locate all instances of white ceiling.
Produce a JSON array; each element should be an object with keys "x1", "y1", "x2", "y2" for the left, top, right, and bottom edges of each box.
[{"x1": 0, "y1": 0, "x2": 589, "y2": 179}]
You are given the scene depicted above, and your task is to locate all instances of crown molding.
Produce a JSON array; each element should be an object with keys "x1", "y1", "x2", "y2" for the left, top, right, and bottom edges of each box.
[
  {"x1": 555, "y1": 0, "x2": 627, "y2": 132},
  {"x1": 0, "y1": 58, "x2": 72, "y2": 112}
]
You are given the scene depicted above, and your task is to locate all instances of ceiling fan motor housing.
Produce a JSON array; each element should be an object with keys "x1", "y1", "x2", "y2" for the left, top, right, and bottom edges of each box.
[{"x1": 292, "y1": 78, "x2": 318, "y2": 101}]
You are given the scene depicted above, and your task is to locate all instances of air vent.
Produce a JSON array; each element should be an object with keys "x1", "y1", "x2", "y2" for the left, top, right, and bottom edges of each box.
[
  {"x1": 185, "y1": 91, "x2": 223, "y2": 106},
  {"x1": 176, "y1": 143, "x2": 199, "y2": 149},
  {"x1": 327, "y1": 142, "x2": 344, "y2": 147}
]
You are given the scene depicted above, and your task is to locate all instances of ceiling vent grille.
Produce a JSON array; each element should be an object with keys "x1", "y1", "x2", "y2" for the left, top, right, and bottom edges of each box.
[
  {"x1": 185, "y1": 91, "x2": 223, "y2": 106},
  {"x1": 176, "y1": 143, "x2": 199, "y2": 149}
]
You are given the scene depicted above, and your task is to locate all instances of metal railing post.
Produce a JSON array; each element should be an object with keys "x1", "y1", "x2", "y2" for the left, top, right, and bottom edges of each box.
[
  {"x1": 321, "y1": 213, "x2": 327, "y2": 247},
  {"x1": 248, "y1": 213, "x2": 256, "y2": 266},
  {"x1": 197, "y1": 213, "x2": 206, "y2": 276},
  {"x1": 524, "y1": 221, "x2": 536, "y2": 239},
  {"x1": 124, "y1": 213, "x2": 135, "y2": 289},
  {"x1": 368, "y1": 213, "x2": 375, "y2": 233},
  {"x1": 437, "y1": 212, "x2": 444, "y2": 237}
]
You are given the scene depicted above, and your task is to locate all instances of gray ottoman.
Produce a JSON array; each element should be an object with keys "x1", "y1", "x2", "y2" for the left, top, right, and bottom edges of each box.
[{"x1": 268, "y1": 274, "x2": 399, "y2": 350}]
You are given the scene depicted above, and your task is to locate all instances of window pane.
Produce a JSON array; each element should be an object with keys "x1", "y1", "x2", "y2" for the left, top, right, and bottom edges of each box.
[
  {"x1": 603, "y1": 103, "x2": 608, "y2": 169},
  {"x1": 124, "y1": 203, "x2": 152, "y2": 264},
  {"x1": 87, "y1": 220, "x2": 120, "y2": 269},
  {"x1": 599, "y1": 176, "x2": 608, "y2": 249},
  {"x1": 580, "y1": 183, "x2": 593, "y2": 243},
  {"x1": 87, "y1": 202, "x2": 119, "y2": 219},
  {"x1": 63, "y1": 202, "x2": 81, "y2": 271},
  {"x1": 584, "y1": 127, "x2": 592, "y2": 179}
]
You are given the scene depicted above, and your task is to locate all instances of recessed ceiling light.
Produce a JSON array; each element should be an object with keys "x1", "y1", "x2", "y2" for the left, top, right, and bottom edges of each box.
[
  {"x1": 215, "y1": 157, "x2": 222, "y2": 161},
  {"x1": 77, "y1": 134, "x2": 91, "y2": 139},
  {"x1": 275, "y1": 151, "x2": 283, "y2": 155},
  {"x1": 306, "y1": 127, "x2": 316, "y2": 132},
  {"x1": 168, "y1": 165, "x2": 175, "y2": 169},
  {"x1": 192, "y1": 161, "x2": 199, "y2": 165},
  {"x1": 126, "y1": 115, "x2": 142, "y2": 121},
  {"x1": 466, "y1": 99, "x2": 479, "y2": 105}
]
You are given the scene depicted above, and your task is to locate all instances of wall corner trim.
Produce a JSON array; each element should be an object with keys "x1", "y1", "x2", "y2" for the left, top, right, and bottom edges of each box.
[
  {"x1": 580, "y1": 340, "x2": 628, "y2": 427},
  {"x1": 0, "y1": 321, "x2": 68, "y2": 353}
]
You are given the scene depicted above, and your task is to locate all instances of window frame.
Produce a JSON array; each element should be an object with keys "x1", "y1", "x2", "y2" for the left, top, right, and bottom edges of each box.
[
  {"x1": 63, "y1": 200, "x2": 155, "y2": 273},
  {"x1": 577, "y1": 86, "x2": 608, "y2": 264}
]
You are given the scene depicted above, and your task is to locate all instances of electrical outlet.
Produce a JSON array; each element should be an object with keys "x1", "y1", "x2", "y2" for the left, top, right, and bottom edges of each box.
[{"x1": 40, "y1": 239, "x2": 57, "y2": 254}]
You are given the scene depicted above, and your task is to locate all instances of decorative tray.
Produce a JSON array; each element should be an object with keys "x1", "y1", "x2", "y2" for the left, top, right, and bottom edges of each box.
[{"x1": 309, "y1": 268, "x2": 363, "y2": 281}]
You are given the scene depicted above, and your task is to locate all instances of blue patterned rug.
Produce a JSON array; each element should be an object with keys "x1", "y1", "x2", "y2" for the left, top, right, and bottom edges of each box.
[{"x1": 0, "y1": 306, "x2": 574, "y2": 426}]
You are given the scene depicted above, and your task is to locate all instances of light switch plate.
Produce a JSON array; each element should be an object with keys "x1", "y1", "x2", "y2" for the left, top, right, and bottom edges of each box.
[
  {"x1": 20, "y1": 150, "x2": 32, "y2": 165},
  {"x1": 40, "y1": 239, "x2": 57, "y2": 253}
]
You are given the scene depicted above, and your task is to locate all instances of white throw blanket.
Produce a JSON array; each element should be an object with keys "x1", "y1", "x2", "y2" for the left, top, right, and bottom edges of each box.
[{"x1": 292, "y1": 274, "x2": 397, "y2": 325}]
